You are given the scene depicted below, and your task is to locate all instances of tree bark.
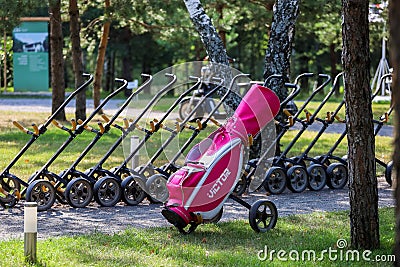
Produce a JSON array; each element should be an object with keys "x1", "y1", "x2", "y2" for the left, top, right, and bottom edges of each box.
[
  {"x1": 342, "y1": 0, "x2": 379, "y2": 249},
  {"x1": 49, "y1": 0, "x2": 66, "y2": 121},
  {"x1": 3, "y1": 31, "x2": 7, "y2": 92},
  {"x1": 183, "y1": 0, "x2": 241, "y2": 116},
  {"x1": 93, "y1": 0, "x2": 111, "y2": 111},
  {"x1": 263, "y1": 0, "x2": 300, "y2": 101},
  {"x1": 69, "y1": 0, "x2": 86, "y2": 120},
  {"x1": 389, "y1": 0, "x2": 400, "y2": 264},
  {"x1": 262, "y1": 0, "x2": 300, "y2": 157}
]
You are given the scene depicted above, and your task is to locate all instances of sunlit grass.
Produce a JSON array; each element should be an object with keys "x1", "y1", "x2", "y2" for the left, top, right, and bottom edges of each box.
[{"x1": 0, "y1": 208, "x2": 395, "y2": 266}]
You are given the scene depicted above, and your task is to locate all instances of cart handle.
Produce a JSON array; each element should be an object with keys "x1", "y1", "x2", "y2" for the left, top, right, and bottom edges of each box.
[
  {"x1": 77, "y1": 119, "x2": 98, "y2": 133},
  {"x1": 160, "y1": 123, "x2": 177, "y2": 133},
  {"x1": 248, "y1": 134, "x2": 254, "y2": 146},
  {"x1": 150, "y1": 120, "x2": 156, "y2": 132},
  {"x1": 334, "y1": 114, "x2": 346, "y2": 123},
  {"x1": 135, "y1": 121, "x2": 155, "y2": 134},
  {"x1": 101, "y1": 113, "x2": 125, "y2": 132},
  {"x1": 303, "y1": 109, "x2": 312, "y2": 123},
  {"x1": 13, "y1": 121, "x2": 34, "y2": 135},
  {"x1": 283, "y1": 109, "x2": 293, "y2": 117},
  {"x1": 325, "y1": 112, "x2": 332, "y2": 122},
  {"x1": 51, "y1": 120, "x2": 70, "y2": 132},
  {"x1": 71, "y1": 119, "x2": 77, "y2": 131},
  {"x1": 32, "y1": 123, "x2": 39, "y2": 135},
  {"x1": 98, "y1": 122, "x2": 105, "y2": 134},
  {"x1": 209, "y1": 117, "x2": 221, "y2": 128},
  {"x1": 101, "y1": 114, "x2": 110, "y2": 123},
  {"x1": 282, "y1": 109, "x2": 294, "y2": 127},
  {"x1": 380, "y1": 112, "x2": 389, "y2": 123},
  {"x1": 123, "y1": 118, "x2": 129, "y2": 129},
  {"x1": 175, "y1": 122, "x2": 181, "y2": 132}
]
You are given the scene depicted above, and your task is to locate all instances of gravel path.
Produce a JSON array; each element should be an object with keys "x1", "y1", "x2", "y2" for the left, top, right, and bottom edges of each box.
[{"x1": 0, "y1": 177, "x2": 394, "y2": 241}]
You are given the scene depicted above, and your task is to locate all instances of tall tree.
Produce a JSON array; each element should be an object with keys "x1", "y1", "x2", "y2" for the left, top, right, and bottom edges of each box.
[
  {"x1": 389, "y1": 0, "x2": 400, "y2": 263},
  {"x1": 263, "y1": 0, "x2": 300, "y2": 101},
  {"x1": 261, "y1": 0, "x2": 300, "y2": 157},
  {"x1": 93, "y1": 0, "x2": 111, "y2": 111},
  {"x1": 49, "y1": 0, "x2": 66, "y2": 121},
  {"x1": 183, "y1": 0, "x2": 241, "y2": 116},
  {"x1": 342, "y1": 0, "x2": 379, "y2": 249},
  {"x1": 69, "y1": 0, "x2": 86, "y2": 120}
]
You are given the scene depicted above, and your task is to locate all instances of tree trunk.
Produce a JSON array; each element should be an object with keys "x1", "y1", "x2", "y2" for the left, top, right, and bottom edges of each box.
[
  {"x1": 262, "y1": 0, "x2": 300, "y2": 157},
  {"x1": 183, "y1": 0, "x2": 241, "y2": 116},
  {"x1": 263, "y1": 0, "x2": 300, "y2": 101},
  {"x1": 389, "y1": 0, "x2": 400, "y2": 264},
  {"x1": 3, "y1": 31, "x2": 7, "y2": 92},
  {"x1": 69, "y1": 0, "x2": 86, "y2": 121},
  {"x1": 93, "y1": 0, "x2": 111, "y2": 111},
  {"x1": 49, "y1": 0, "x2": 66, "y2": 121},
  {"x1": 342, "y1": 0, "x2": 379, "y2": 249},
  {"x1": 105, "y1": 52, "x2": 115, "y2": 92}
]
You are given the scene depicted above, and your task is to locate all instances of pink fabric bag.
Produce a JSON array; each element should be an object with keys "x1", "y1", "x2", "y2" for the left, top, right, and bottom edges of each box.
[{"x1": 162, "y1": 84, "x2": 280, "y2": 232}]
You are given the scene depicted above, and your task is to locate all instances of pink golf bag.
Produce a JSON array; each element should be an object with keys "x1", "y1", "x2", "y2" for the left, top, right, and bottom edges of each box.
[{"x1": 162, "y1": 83, "x2": 280, "y2": 233}]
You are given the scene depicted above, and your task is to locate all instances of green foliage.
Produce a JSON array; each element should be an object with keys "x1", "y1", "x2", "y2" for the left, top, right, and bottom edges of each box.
[{"x1": 1, "y1": 1, "x2": 390, "y2": 89}]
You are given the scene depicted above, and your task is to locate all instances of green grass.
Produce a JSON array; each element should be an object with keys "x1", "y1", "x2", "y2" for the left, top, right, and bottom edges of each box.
[{"x1": 0, "y1": 208, "x2": 395, "y2": 266}]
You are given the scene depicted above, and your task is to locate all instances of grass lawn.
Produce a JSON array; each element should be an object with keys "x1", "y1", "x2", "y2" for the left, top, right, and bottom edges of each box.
[{"x1": 0, "y1": 208, "x2": 395, "y2": 266}]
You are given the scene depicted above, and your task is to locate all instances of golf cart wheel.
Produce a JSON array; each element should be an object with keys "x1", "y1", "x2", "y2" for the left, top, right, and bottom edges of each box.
[
  {"x1": 326, "y1": 163, "x2": 348, "y2": 189},
  {"x1": 146, "y1": 174, "x2": 169, "y2": 203},
  {"x1": 233, "y1": 174, "x2": 247, "y2": 196},
  {"x1": 65, "y1": 178, "x2": 93, "y2": 208},
  {"x1": 0, "y1": 176, "x2": 21, "y2": 193},
  {"x1": 249, "y1": 200, "x2": 278, "y2": 233},
  {"x1": 25, "y1": 179, "x2": 56, "y2": 211},
  {"x1": 286, "y1": 165, "x2": 308, "y2": 193},
  {"x1": 307, "y1": 164, "x2": 327, "y2": 191},
  {"x1": 264, "y1": 167, "x2": 286, "y2": 195},
  {"x1": 204, "y1": 207, "x2": 224, "y2": 224},
  {"x1": 385, "y1": 161, "x2": 393, "y2": 186},
  {"x1": 121, "y1": 176, "x2": 146, "y2": 206},
  {"x1": 178, "y1": 99, "x2": 204, "y2": 121},
  {"x1": 93, "y1": 176, "x2": 122, "y2": 207},
  {"x1": 0, "y1": 193, "x2": 18, "y2": 208}
]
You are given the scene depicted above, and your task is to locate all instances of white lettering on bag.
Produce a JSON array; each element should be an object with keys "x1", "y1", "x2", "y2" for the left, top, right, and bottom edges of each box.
[{"x1": 207, "y1": 168, "x2": 231, "y2": 198}]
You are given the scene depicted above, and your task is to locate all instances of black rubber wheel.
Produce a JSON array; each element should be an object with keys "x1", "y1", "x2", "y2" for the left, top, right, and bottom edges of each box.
[
  {"x1": 65, "y1": 178, "x2": 93, "y2": 208},
  {"x1": 264, "y1": 167, "x2": 286, "y2": 195},
  {"x1": 307, "y1": 164, "x2": 327, "y2": 191},
  {"x1": 146, "y1": 174, "x2": 169, "y2": 203},
  {"x1": 233, "y1": 174, "x2": 247, "y2": 196},
  {"x1": 0, "y1": 175, "x2": 21, "y2": 193},
  {"x1": 121, "y1": 176, "x2": 146, "y2": 206},
  {"x1": 385, "y1": 161, "x2": 393, "y2": 186},
  {"x1": 25, "y1": 179, "x2": 56, "y2": 211},
  {"x1": 249, "y1": 200, "x2": 278, "y2": 233},
  {"x1": 286, "y1": 165, "x2": 308, "y2": 193},
  {"x1": 326, "y1": 163, "x2": 348, "y2": 189},
  {"x1": 178, "y1": 99, "x2": 204, "y2": 121},
  {"x1": 93, "y1": 176, "x2": 122, "y2": 207}
]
